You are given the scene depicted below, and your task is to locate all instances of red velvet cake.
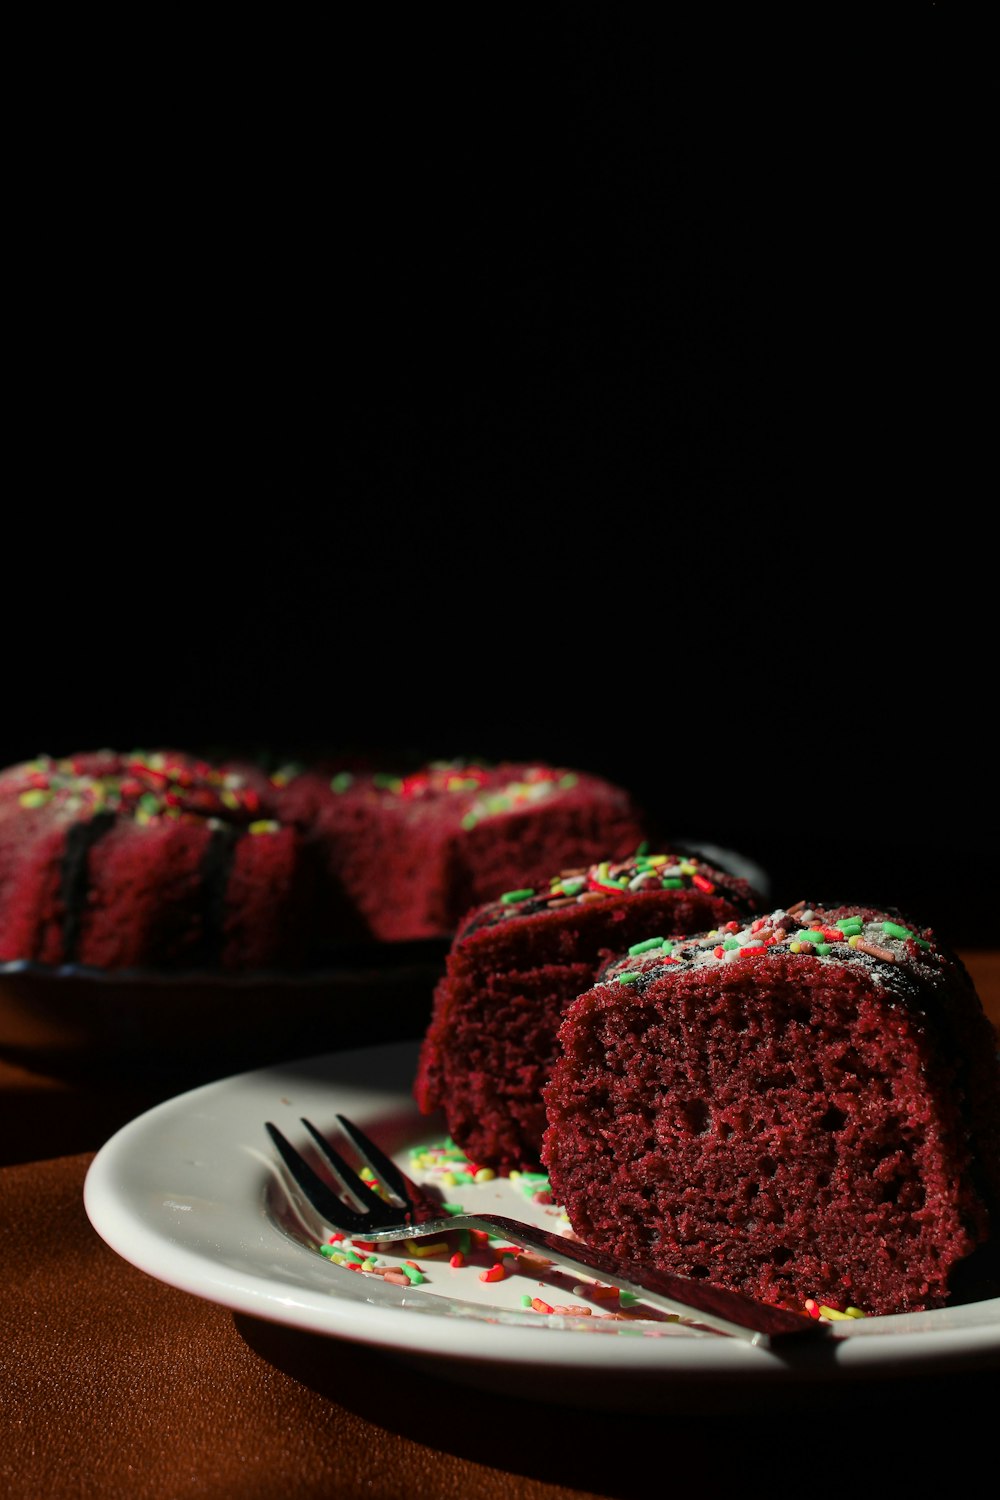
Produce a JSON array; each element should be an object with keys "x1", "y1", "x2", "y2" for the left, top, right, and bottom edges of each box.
[
  {"x1": 542, "y1": 903, "x2": 1000, "y2": 1316},
  {"x1": 0, "y1": 750, "x2": 651, "y2": 969},
  {"x1": 0, "y1": 751, "x2": 315, "y2": 971},
  {"x1": 274, "y1": 758, "x2": 649, "y2": 945},
  {"x1": 413, "y1": 849, "x2": 761, "y2": 1172}
]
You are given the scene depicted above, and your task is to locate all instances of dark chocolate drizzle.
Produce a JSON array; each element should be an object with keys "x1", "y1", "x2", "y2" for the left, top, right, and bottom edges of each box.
[
  {"x1": 194, "y1": 824, "x2": 240, "y2": 964},
  {"x1": 59, "y1": 812, "x2": 117, "y2": 960}
]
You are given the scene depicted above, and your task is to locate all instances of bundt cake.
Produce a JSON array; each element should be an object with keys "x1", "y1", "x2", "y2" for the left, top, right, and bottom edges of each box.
[
  {"x1": 0, "y1": 750, "x2": 652, "y2": 969},
  {"x1": 413, "y1": 848, "x2": 761, "y2": 1172},
  {"x1": 542, "y1": 902, "x2": 1000, "y2": 1316},
  {"x1": 274, "y1": 758, "x2": 649, "y2": 946},
  {"x1": 0, "y1": 750, "x2": 316, "y2": 971}
]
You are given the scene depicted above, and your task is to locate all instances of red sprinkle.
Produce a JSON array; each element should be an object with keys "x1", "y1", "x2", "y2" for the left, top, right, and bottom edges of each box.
[
  {"x1": 480, "y1": 1264, "x2": 505, "y2": 1283},
  {"x1": 691, "y1": 874, "x2": 715, "y2": 894}
]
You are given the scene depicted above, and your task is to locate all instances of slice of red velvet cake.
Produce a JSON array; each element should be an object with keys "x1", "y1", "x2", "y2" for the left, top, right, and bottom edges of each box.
[
  {"x1": 275, "y1": 758, "x2": 650, "y2": 946},
  {"x1": 413, "y1": 849, "x2": 761, "y2": 1172},
  {"x1": 542, "y1": 903, "x2": 1000, "y2": 1317},
  {"x1": 0, "y1": 751, "x2": 316, "y2": 971}
]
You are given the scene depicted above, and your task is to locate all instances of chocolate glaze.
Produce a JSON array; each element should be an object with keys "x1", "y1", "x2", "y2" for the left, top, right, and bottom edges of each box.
[{"x1": 59, "y1": 813, "x2": 116, "y2": 961}]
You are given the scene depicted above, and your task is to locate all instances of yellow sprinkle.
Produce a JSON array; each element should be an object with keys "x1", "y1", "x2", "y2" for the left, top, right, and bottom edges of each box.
[
  {"x1": 404, "y1": 1239, "x2": 449, "y2": 1257},
  {"x1": 646, "y1": 855, "x2": 668, "y2": 867},
  {"x1": 848, "y1": 935, "x2": 860, "y2": 948},
  {"x1": 221, "y1": 789, "x2": 240, "y2": 810},
  {"x1": 248, "y1": 819, "x2": 280, "y2": 835},
  {"x1": 509, "y1": 1171, "x2": 521, "y2": 1181},
  {"x1": 845, "y1": 1306, "x2": 866, "y2": 1319},
  {"x1": 818, "y1": 1305, "x2": 853, "y2": 1321},
  {"x1": 474, "y1": 1168, "x2": 496, "y2": 1183},
  {"x1": 789, "y1": 941, "x2": 803, "y2": 953},
  {"x1": 18, "y1": 789, "x2": 52, "y2": 808},
  {"x1": 441, "y1": 1172, "x2": 457, "y2": 1186}
]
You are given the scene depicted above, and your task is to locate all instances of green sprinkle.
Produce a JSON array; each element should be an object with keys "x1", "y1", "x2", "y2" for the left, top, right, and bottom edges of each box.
[
  {"x1": 501, "y1": 888, "x2": 535, "y2": 904},
  {"x1": 634, "y1": 840, "x2": 649, "y2": 857},
  {"x1": 319, "y1": 1243, "x2": 338, "y2": 1257},
  {"x1": 661, "y1": 877, "x2": 685, "y2": 890},
  {"x1": 520, "y1": 1294, "x2": 533, "y2": 1307},
  {"x1": 442, "y1": 1203, "x2": 465, "y2": 1216},
  {"x1": 628, "y1": 937, "x2": 665, "y2": 955},
  {"x1": 915, "y1": 937, "x2": 932, "y2": 950},
  {"x1": 330, "y1": 772, "x2": 354, "y2": 793},
  {"x1": 372, "y1": 773, "x2": 404, "y2": 792},
  {"x1": 400, "y1": 1263, "x2": 426, "y2": 1285},
  {"x1": 138, "y1": 792, "x2": 160, "y2": 813},
  {"x1": 882, "y1": 921, "x2": 913, "y2": 940},
  {"x1": 814, "y1": 942, "x2": 832, "y2": 956},
  {"x1": 558, "y1": 773, "x2": 579, "y2": 788},
  {"x1": 460, "y1": 812, "x2": 478, "y2": 830},
  {"x1": 723, "y1": 938, "x2": 740, "y2": 950},
  {"x1": 560, "y1": 877, "x2": 585, "y2": 896},
  {"x1": 616, "y1": 971, "x2": 641, "y2": 984},
  {"x1": 803, "y1": 929, "x2": 826, "y2": 943},
  {"x1": 619, "y1": 1290, "x2": 639, "y2": 1307}
]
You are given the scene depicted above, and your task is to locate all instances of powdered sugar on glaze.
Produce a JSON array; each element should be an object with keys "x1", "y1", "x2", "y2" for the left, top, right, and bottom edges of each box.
[{"x1": 599, "y1": 903, "x2": 949, "y2": 999}]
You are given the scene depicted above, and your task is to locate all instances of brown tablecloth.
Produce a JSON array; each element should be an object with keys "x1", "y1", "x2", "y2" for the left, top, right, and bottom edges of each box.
[{"x1": 2, "y1": 953, "x2": 999, "y2": 1500}]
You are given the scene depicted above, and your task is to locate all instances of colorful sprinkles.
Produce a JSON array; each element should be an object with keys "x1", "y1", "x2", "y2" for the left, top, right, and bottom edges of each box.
[
  {"x1": 312, "y1": 1134, "x2": 864, "y2": 1328},
  {"x1": 9, "y1": 752, "x2": 273, "y2": 830},
  {"x1": 465, "y1": 851, "x2": 745, "y2": 935},
  {"x1": 599, "y1": 904, "x2": 943, "y2": 987},
  {"x1": 324, "y1": 761, "x2": 584, "y2": 831}
]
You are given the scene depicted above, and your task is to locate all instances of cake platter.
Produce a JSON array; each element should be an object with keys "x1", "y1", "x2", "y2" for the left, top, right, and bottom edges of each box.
[
  {"x1": 84, "y1": 1039, "x2": 1000, "y2": 1413},
  {"x1": 0, "y1": 945, "x2": 447, "y2": 1081}
]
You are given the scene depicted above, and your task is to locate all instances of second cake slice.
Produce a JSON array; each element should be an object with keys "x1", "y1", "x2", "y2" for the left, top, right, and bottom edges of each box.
[{"x1": 413, "y1": 848, "x2": 761, "y2": 1171}]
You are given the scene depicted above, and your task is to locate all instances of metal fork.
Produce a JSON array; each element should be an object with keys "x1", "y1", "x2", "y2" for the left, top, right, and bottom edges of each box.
[{"x1": 265, "y1": 1115, "x2": 828, "y2": 1348}]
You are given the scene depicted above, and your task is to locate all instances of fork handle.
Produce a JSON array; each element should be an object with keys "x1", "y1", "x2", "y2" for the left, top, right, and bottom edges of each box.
[{"x1": 387, "y1": 1213, "x2": 827, "y2": 1347}]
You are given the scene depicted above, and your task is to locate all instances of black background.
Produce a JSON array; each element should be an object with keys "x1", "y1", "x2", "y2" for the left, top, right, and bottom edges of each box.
[{"x1": 5, "y1": 12, "x2": 994, "y2": 945}]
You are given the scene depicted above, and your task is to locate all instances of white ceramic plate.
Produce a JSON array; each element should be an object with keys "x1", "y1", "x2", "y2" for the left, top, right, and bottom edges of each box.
[{"x1": 84, "y1": 1041, "x2": 1000, "y2": 1410}]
